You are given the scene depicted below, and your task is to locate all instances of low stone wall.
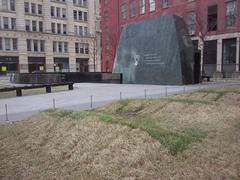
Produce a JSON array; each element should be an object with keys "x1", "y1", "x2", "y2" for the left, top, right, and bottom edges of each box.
[{"x1": 12, "y1": 72, "x2": 122, "y2": 84}]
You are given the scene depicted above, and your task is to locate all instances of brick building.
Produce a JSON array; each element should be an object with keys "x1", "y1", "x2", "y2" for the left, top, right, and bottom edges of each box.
[
  {"x1": 0, "y1": 0, "x2": 101, "y2": 73},
  {"x1": 101, "y1": 0, "x2": 240, "y2": 77}
]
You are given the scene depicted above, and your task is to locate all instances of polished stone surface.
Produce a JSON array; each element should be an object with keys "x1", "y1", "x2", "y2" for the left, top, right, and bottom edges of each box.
[{"x1": 113, "y1": 14, "x2": 195, "y2": 85}]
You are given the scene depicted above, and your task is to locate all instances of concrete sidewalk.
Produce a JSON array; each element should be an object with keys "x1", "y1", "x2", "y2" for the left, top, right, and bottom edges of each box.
[{"x1": 1, "y1": 81, "x2": 240, "y2": 123}]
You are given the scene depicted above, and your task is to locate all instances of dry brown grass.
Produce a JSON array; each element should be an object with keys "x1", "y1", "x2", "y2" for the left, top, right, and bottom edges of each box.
[{"x1": 0, "y1": 87, "x2": 240, "y2": 179}]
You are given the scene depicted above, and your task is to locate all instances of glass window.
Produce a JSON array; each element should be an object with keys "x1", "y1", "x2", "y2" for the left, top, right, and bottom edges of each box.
[
  {"x1": 130, "y1": 0, "x2": 135, "y2": 17},
  {"x1": 3, "y1": 17, "x2": 9, "y2": 29},
  {"x1": 11, "y1": 18, "x2": 16, "y2": 30},
  {"x1": 2, "y1": 0, "x2": 8, "y2": 10},
  {"x1": 0, "y1": 38, "x2": 2, "y2": 50},
  {"x1": 85, "y1": 44, "x2": 89, "y2": 54},
  {"x1": 208, "y1": 5, "x2": 218, "y2": 31},
  {"x1": 79, "y1": 11, "x2": 83, "y2": 20},
  {"x1": 56, "y1": 7, "x2": 60, "y2": 17},
  {"x1": 51, "y1": 6, "x2": 55, "y2": 16},
  {"x1": 51, "y1": 23, "x2": 55, "y2": 33},
  {"x1": 187, "y1": 12, "x2": 196, "y2": 35},
  {"x1": 75, "y1": 43, "x2": 79, "y2": 53},
  {"x1": 139, "y1": 0, "x2": 145, "y2": 15},
  {"x1": 80, "y1": 43, "x2": 84, "y2": 54},
  {"x1": 64, "y1": 42, "x2": 68, "y2": 53},
  {"x1": 226, "y1": 1, "x2": 237, "y2": 27},
  {"x1": 33, "y1": 40, "x2": 38, "y2": 52},
  {"x1": 10, "y1": 0, "x2": 15, "y2": 11},
  {"x1": 74, "y1": 25, "x2": 78, "y2": 35},
  {"x1": 24, "y1": 2, "x2": 29, "y2": 13},
  {"x1": 32, "y1": 21, "x2": 37, "y2": 31},
  {"x1": 63, "y1": 24, "x2": 67, "y2": 34},
  {"x1": 38, "y1": 4, "x2": 42, "y2": 15},
  {"x1": 73, "y1": 10, "x2": 77, "y2": 20},
  {"x1": 121, "y1": 0, "x2": 127, "y2": 19},
  {"x1": 12, "y1": 38, "x2": 17, "y2": 50},
  {"x1": 84, "y1": 12, "x2": 87, "y2": 21},
  {"x1": 31, "y1": 3, "x2": 36, "y2": 14},
  {"x1": 62, "y1": 8, "x2": 66, "y2": 18},
  {"x1": 57, "y1": 23, "x2": 61, "y2": 34},
  {"x1": 149, "y1": 0, "x2": 155, "y2": 12},
  {"x1": 222, "y1": 38, "x2": 236, "y2": 64},
  {"x1": 5, "y1": 38, "x2": 11, "y2": 51},
  {"x1": 79, "y1": 26, "x2": 83, "y2": 36},
  {"x1": 162, "y1": 0, "x2": 168, "y2": 8},
  {"x1": 26, "y1": 20, "x2": 30, "y2": 31},
  {"x1": 58, "y1": 42, "x2": 63, "y2": 53},
  {"x1": 84, "y1": 27, "x2": 88, "y2": 36},
  {"x1": 27, "y1": 39, "x2": 31, "y2": 51},
  {"x1": 39, "y1": 21, "x2": 43, "y2": 32},
  {"x1": 53, "y1": 41, "x2": 57, "y2": 52},
  {"x1": 40, "y1": 40, "x2": 44, "y2": 52}
]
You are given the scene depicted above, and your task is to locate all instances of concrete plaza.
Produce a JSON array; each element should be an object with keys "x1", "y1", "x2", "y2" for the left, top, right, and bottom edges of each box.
[{"x1": 1, "y1": 81, "x2": 240, "y2": 123}]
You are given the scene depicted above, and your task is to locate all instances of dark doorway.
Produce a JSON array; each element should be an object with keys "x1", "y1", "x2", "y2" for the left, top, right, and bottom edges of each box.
[
  {"x1": 0, "y1": 56, "x2": 19, "y2": 74},
  {"x1": 76, "y1": 58, "x2": 89, "y2": 72},
  {"x1": 54, "y1": 58, "x2": 69, "y2": 72},
  {"x1": 203, "y1": 40, "x2": 217, "y2": 77},
  {"x1": 28, "y1": 57, "x2": 46, "y2": 73}
]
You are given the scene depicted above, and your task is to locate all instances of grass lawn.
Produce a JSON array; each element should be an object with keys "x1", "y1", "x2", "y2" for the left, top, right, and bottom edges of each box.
[
  {"x1": 0, "y1": 85, "x2": 69, "y2": 99},
  {"x1": 0, "y1": 87, "x2": 240, "y2": 179}
]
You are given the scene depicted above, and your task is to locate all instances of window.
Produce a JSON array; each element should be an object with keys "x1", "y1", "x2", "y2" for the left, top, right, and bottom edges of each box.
[
  {"x1": 38, "y1": 4, "x2": 42, "y2": 15},
  {"x1": 222, "y1": 38, "x2": 236, "y2": 64},
  {"x1": 12, "y1": 38, "x2": 17, "y2": 50},
  {"x1": 64, "y1": 42, "x2": 68, "y2": 53},
  {"x1": 33, "y1": 40, "x2": 38, "y2": 52},
  {"x1": 25, "y1": 2, "x2": 29, "y2": 13},
  {"x1": 57, "y1": 23, "x2": 61, "y2": 34},
  {"x1": 51, "y1": 23, "x2": 55, "y2": 33},
  {"x1": 85, "y1": 44, "x2": 89, "y2": 54},
  {"x1": 79, "y1": 26, "x2": 83, "y2": 36},
  {"x1": 84, "y1": 12, "x2": 87, "y2": 21},
  {"x1": 51, "y1": 6, "x2": 55, "y2": 16},
  {"x1": 79, "y1": 11, "x2": 83, "y2": 20},
  {"x1": 84, "y1": 27, "x2": 88, "y2": 36},
  {"x1": 63, "y1": 24, "x2": 67, "y2": 34},
  {"x1": 226, "y1": 1, "x2": 237, "y2": 27},
  {"x1": 10, "y1": 0, "x2": 15, "y2": 11},
  {"x1": 62, "y1": 8, "x2": 66, "y2": 18},
  {"x1": 56, "y1": 7, "x2": 61, "y2": 17},
  {"x1": 187, "y1": 12, "x2": 196, "y2": 35},
  {"x1": 26, "y1": 20, "x2": 30, "y2": 31},
  {"x1": 5, "y1": 38, "x2": 11, "y2": 51},
  {"x1": 3, "y1": 17, "x2": 9, "y2": 29},
  {"x1": 149, "y1": 0, "x2": 155, "y2": 12},
  {"x1": 11, "y1": 18, "x2": 16, "y2": 29},
  {"x1": 121, "y1": 0, "x2": 127, "y2": 19},
  {"x1": 83, "y1": 0, "x2": 87, "y2": 7},
  {"x1": 40, "y1": 40, "x2": 44, "y2": 52},
  {"x1": 27, "y1": 39, "x2": 31, "y2": 51},
  {"x1": 162, "y1": 0, "x2": 168, "y2": 8},
  {"x1": 130, "y1": 0, "x2": 135, "y2": 17},
  {"x1": 53, "y1": 41, "x2": 57, "y2": 52},
  {"x1": 31, "y1": 3, "x2": 36, "y2": 14},
  {"x1": 74, "y1": 10, "x2": 77, "y2": 20},
  {"x1": 75, "y1": 43, "x2": 79, "y2": 53},
  {"x1": 74, "y1": 25, "x2": 78, "y2": 35},
  {"x1": 2, "y1": 0, "x2": 8, "y2": 10},
  {"x1": 80, "y1": 43, "x2": 84, "y2": 53},
  {"x1": 32, "y1": 21, "x2": 37, "y2": 31},
  {"x1": 139, "y1": 0, "x2": 145, "y2": 15},
  {"x1": 0, "y1": 38, "x2": 2, "y2": 50},
  {"x1": 208, "y1": 5, "x2": 218, "y2": 31},
  {"x1": 58, "y1": 42, "x2": 63, "y2": 53},
  {"x1": 39, "y1": 21, "x2": 43, "y2": 32}
]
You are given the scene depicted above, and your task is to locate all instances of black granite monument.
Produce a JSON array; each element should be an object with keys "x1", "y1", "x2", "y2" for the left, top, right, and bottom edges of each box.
[{"x1": 113, "y1": 14, "x2": 195, "y2": 85}]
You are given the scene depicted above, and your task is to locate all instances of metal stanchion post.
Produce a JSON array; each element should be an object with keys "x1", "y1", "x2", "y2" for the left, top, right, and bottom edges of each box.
[
  {"x1": 144, "y1": 89, "x2": 147, "y2": 99},
  {"x1": 120, "y1": 92, "x2": 122, "y2": 100},
  {"x1": 165, "y1": 87, "x2": 168, "y2": 97},
  {"x1": 5, "y1": 104, "x2": 8, "y2": 122},
  {"x1": 90, "y1": 96, "x2": 93, "y2": 109},
  {"x1": 53, "y1": 99, "x2": 56, "y2": 109}
]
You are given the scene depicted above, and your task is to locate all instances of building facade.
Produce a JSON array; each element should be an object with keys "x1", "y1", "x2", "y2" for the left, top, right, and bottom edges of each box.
[
  {"x1": 101, "y1": 0, "x2": 240, "y2": 77},
  {"x1": 0, "y1": 0, "x2": 101, "y2": 73}
]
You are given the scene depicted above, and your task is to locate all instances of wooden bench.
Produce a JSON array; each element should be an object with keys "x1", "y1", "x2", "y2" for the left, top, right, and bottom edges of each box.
[
  {"x1": 0, "y1": 82, "x2": 74, "y2": 97},
  {"x1": 201, "y1": 75, "x2": 210, "y2": 82}
]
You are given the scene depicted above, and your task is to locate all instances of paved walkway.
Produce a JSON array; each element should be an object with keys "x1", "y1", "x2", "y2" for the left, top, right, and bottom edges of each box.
[{"x1": 1, "y1": 81, "x2": 240, "y2": 123}]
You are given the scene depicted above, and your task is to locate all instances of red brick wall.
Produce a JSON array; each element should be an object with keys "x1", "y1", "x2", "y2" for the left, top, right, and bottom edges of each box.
[{"x1": 101, "y1": 0, "x2": 240, "y2": 72}]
